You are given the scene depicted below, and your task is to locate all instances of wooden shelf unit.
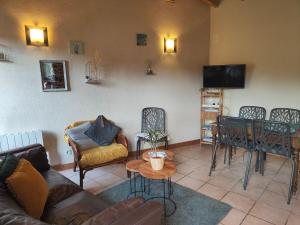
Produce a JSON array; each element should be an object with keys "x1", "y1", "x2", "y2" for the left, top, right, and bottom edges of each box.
[{"x1": 200, "y1": 88, "x2": 223, "y2": 145}]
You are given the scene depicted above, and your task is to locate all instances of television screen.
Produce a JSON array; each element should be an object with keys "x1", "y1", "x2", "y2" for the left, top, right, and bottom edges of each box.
[{"x1": 203, "y1": 64, "x2": 246, "y2": 88}]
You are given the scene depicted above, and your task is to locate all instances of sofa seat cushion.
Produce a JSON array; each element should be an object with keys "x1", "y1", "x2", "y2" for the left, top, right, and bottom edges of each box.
[
  {"x1": 42, "y1": 169, "x2": 78, "y2": 189},
  {"x1": 79, "y1": 143, "x2": 128, "y2": 168},
  {"x1": 42, "y1": 191, "x2": 108, "y2": 225},
  {"x1": 42, "y1": 169, "x2": 82, "y2": 207}
]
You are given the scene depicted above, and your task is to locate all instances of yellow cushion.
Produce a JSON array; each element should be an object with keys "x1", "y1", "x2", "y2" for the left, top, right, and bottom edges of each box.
[
  {"x1": 6, "y1": 159, "x2": 48, "y2": 219},
  {"x1": 79, "y1": 143, "x2": 128, "y2": 168}
]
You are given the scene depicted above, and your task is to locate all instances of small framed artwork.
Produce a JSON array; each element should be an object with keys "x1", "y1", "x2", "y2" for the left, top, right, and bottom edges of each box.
[
  {"x1": 39, "y1": 60, "x2": 69, "y2": 92},
  {"x1": 136, "y1": 33, "x2": 147, "y2": 46},
  {"x1": 69, "y1": 40, "x2": 84, "y2": 55}
]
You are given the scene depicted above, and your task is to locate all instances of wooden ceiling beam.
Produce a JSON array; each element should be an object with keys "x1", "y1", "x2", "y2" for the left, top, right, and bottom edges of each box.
[{"x1": 201, "y1": 0, "x2": 222, "y2": 8}]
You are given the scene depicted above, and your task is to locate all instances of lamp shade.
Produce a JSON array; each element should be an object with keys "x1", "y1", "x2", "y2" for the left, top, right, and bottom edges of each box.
[
  {"x1": 25, "y1": 25, "x2": 48, "y2": 47},
  {"x1": 164, "y1": 38, "x2": 177, "y2": 53}
]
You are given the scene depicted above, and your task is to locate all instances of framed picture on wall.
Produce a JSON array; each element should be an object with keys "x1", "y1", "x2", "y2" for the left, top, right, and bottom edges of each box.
[
  {"x1": 69, "y1": 40, "x2": 84, "y2": 55},
  {"x1": 136, "y1": 33, "x2": 147, "y2": 46},
  {"x1": 39, "y1": 60, "x2": 69, "y2": 92}
]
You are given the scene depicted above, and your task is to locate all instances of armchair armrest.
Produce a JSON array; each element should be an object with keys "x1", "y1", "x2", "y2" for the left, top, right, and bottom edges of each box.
[
  {"x1": 116, "y1": 133, "x2": 128, "y2": 149},
  {"x1": 68, "y1": 138, "x2": 82, "y2": 161}
]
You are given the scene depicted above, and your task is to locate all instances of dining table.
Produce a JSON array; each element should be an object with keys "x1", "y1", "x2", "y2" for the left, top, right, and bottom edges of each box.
[{"x1": 210, "y1": 121, "x2": 300, "y2": 193}]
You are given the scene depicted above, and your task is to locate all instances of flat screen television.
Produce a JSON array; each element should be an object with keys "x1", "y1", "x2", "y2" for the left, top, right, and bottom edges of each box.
[{"x1": 203, "y1": 64, "x2": 246, "y2": 88}]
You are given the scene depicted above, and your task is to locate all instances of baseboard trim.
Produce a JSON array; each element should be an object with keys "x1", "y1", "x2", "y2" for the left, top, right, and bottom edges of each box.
[
  {"x1": 128, "y1": 139, "x2": 200, "y2": 157},
  {"x1": 53, "y1": 139, "x2": 200, "y2": 171},
  {"x1": 53, "y1": 163, "x2": 74, "y2": 171}
]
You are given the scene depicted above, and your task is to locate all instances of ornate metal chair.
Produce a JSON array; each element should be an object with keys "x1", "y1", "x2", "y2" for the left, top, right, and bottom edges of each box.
[
  {"x1": 209, "y1": 116, "x2": 253, "y2": 177},
  {"x1": 136, "y1": 107, "x2": 168, "y2": 159},
  {"x1": 252, "y1": 120, "x2": 295, "y2": 204},
  {"x1": 270, "y1": 108, "x2": 300, "y2": 129},
  {"x1": 239, "y1": 106, "x2": 266, "y2": 120},
  {"x1": 239, "y1": 106, "x2": 266, "y2": 171}
]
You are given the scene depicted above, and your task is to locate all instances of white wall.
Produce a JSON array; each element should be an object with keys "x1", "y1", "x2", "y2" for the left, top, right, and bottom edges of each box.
[
  {"x1": 0, "y1": 0, "x2": 210, "y2": 164},
  {"x1": 210, "y1": 0, "x2": 300, "y2": 117}
]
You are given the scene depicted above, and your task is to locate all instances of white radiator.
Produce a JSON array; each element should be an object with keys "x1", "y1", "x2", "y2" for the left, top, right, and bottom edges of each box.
[{"x1": 0, "y1": 130, "x2": 43, "y2": 153}]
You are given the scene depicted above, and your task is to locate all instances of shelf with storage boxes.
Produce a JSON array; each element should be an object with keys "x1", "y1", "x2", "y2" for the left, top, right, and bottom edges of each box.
[{"x1": 200, "y1": 88, "x2": 223, "y2": 145}]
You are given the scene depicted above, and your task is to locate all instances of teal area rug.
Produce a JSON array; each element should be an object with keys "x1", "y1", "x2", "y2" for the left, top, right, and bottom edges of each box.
[{"x1": 97, "y1": 178, "x2": 231, "y2": 225}]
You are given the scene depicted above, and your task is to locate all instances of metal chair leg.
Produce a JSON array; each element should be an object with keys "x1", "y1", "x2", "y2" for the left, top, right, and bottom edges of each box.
[
  {"x1": 209, "y1": 143, "x2": 219, "y2": 176},
  {"x1": 228, "y1": 146, "x2": 233, "y2": 166},
  {"x1": 255, "y1": 150, "x2": 259, "y2": 172},
  {"x1": 287, "y1": 158, "x2": 296, "y2": 204},
  {"x1": 243, "y1": 151, "x2": 253, "y2": 190},
  {"x1": 165, "y1": 138, "x2": 168, "y2": 149},
  {"x1": 259, "y1": 151, "x2": 265, "y2": 176},
  {"x1": 224, "y1": 146, "x2": 228, "y2": 164},
  {"x1": 136, "y1": 139, "x2": 141, "y2": 159}
]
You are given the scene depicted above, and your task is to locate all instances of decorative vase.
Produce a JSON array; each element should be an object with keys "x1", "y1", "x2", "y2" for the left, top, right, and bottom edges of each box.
[{"x1": 150, "y1": 156, "x2": 165, "y2": 171}]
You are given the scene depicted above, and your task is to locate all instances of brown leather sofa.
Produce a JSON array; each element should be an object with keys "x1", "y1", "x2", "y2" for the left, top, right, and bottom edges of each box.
[{"x1": 0, "y1": 144, "x2": 163, "y2": 225}]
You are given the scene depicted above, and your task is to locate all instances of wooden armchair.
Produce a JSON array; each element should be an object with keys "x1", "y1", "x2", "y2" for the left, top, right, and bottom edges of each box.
[{"x1": 64, "y1": 121, "x2": 129, "y2": 187}]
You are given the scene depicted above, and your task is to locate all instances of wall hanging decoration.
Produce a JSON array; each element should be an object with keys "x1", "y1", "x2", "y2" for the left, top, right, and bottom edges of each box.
[
  {"x1": 85, "y1": 50, "x2": 101, "y2": 84},
  {"x1": 136, "y1": 33, "x2": 147, "y2": 46},
  {"x1": 39, "y1": 60, "x2": 69, "y2": 92},
  {"x1": 25, "y1": 25, "x2": 48, "y2": 47},
  {"x1": 164, "y1": 37, "x2": 177, "y2": 53},
  {"x1": 145, "y1": 60, "x2": 155, "y2": 75},
  {"x1": 0, "y1": 44, "x2": 9, "y2": 62},
  {"x1": 69, "y1": 40, "x2": 84, "y2": 55}
]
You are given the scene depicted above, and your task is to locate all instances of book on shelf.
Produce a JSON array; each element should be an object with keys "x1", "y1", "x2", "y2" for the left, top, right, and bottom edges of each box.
[
  {"x1": 202, "y1": 137, "x2": 213, "y2": 142},
  {"x1": 202, "y1": 104, "x2": 220, "y2": 108},
  {"x1": 203, "y1": 109, "x2": 219, "y2": 112}
]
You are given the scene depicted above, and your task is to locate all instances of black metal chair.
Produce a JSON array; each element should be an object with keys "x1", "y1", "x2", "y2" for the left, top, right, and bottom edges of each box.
[
  {"x1": 209, "y1": 116, "x2": 253, "y2": 177},
  {"x1": 239, "y1": 106, "x2": 266, "y2": 171},
  {"x1": 251, "y1": 120, "x2": 295, "y2": 204},
  {"x1": 239, "y1": 106, "x2": 266, "y2": 120},
  {"x1": 270, "y1": 108, "x2": 300, "y2": 129},
  {"x1": 136, "y1": 107, "x2": 168, "y2": 159}
]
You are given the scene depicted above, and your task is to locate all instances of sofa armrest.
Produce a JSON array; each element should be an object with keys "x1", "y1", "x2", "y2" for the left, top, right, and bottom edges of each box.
[
  {"x1": 0, "y1": 144, "x2": 42, "y2": 157},
  {"x1": 82, "y1": 198, "x2": 163, "y2": 225},
  {"x1": 116, "y1": 133, "x2": 128, "y2": 149},
  {"x1": 110, "y1": 201, "x2": 163, "y2": 225}
]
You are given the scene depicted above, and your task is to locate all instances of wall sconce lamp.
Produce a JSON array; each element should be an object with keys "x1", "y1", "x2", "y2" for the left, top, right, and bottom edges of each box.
[
  {"x1": 25, "y1": 25, "x2": 49, "y2": 47},
  {"x1": 164, "y1": 37, "x2": 177, "y2": 53}
]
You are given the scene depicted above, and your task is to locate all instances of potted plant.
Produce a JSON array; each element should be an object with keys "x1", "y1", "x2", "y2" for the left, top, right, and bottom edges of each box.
[{"x1": 146, "y1": 129, "x2": 165, "y2": 170}]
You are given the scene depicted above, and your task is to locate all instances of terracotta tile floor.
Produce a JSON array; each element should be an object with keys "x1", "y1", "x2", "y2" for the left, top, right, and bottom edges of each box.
[{"x1": 59, "y1": 144, "x2": 300, "y2": 225}]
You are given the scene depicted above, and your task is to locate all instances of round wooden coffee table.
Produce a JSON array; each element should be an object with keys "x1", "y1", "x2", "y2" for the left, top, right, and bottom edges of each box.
[
  {"x1": 139, "y1": 161, "x2": 177, "y2": 217},
  {"x1": 126, "y1": 159, "x2": 144, "y2": 173},
  {"x1": 126, "y1": 160, "x2": 145, "y2": 197},
  {"x1": 142, "y1": 150, "x2": 175, "y2": 162}
]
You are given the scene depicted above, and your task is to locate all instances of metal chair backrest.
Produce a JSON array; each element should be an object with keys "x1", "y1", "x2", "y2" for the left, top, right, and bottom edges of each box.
[
  {"x1": 270, "y1": 108, "x2": 300, "y2": 125},
  {"x1": 217, "y1": 116, "x2": 249, "y2": 149},
  {"x1": 141, "y1": 107, "x2": 166, "y2": 133},
  {"x1": 239, "y1": 106, "x2": 266, "y2": 120},
  {"x1": 253, "y1": 120, "x2": 292, "y2": 158}
]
